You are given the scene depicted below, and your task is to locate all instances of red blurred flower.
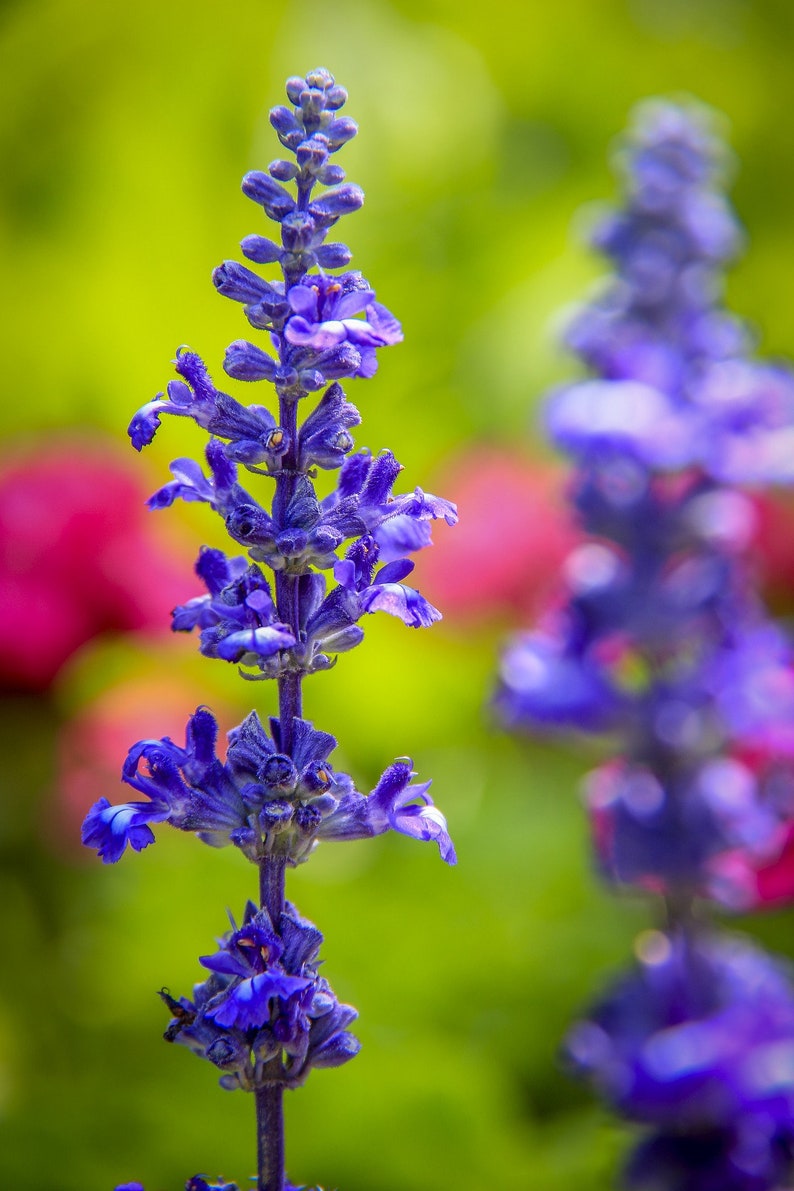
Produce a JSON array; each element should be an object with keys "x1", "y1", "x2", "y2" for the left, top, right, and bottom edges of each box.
[
  {"x1": 748, "y1": 829, "x2": 794, "y2": 905},
  {"x1": 416, "y1": 446, "x2": 578, "y2": 625},
  {"x1": 0, "y1": 436, "x2": 191, "y2": 691},
  {"x1": 750, "y1": 490, "x2": 794, "y2": 615},
  {"x1": 709, "y1": 740, "x2": 794, "y2": 912}
]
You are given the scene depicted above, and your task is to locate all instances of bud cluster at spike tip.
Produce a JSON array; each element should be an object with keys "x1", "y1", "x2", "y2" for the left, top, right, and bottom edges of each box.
[
  {"x1": 496, "y1": 98, "x2": 794, "y2": 1191},
  {"x1": 84, "y1": 68, "x2": 456, "y2": 1191}
]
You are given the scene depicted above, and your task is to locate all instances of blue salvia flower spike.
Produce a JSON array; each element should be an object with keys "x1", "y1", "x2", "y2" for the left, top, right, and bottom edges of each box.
[{"x1": 88, "y1": 67, "x2": 456, "y2": 1191}]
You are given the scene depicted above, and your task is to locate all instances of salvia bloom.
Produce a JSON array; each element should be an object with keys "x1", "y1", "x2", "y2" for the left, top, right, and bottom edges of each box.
[
  {"x1": 159, "y1": 900, "x2": 360, "y2": 1091},
  {"x1": 86, "y1": 68, "x2": 455, "y2": 1191},
  {"x1": 567, "y1": 929, "x2": 794, "y2": 1190},
  {"x1": 497, "y1": 100, "x2": 794, "y2": 1189},
  {"x1": 83, "y1": 705, "x2": 454, "y2": 866}
]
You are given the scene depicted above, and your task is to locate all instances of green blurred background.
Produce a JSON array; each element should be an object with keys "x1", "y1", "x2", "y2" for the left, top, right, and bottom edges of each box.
[{"x1": 3, "y1": 0, "x2": 794, "y2": 1187}]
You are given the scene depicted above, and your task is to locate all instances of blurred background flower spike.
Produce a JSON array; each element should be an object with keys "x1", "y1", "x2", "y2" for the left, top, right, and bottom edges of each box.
[{"x1": 497, "y1": 98, "x2": 794, "y2": 1190}]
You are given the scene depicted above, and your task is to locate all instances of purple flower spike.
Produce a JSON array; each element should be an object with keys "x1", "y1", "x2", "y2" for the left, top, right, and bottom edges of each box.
[
  {"x1": 497, "y1": 97, "x2": 794, "y2": 1191},
  {"x1": 92, "y1": 66, "x2": 455, "y2": 1191},
  {"x1": 498, "y1": 100, "x2": 794, "y2": 890}
]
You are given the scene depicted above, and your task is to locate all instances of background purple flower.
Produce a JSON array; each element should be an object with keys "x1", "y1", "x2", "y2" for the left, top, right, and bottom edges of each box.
[{"x1": 497, "y1": 98, "x2": 794, "y2": 1190}]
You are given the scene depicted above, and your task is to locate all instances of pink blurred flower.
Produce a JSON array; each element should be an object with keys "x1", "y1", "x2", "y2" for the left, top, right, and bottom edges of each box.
[
  {"x1": 416, "y1": 446, "x2": 578, "y2": 624},
  {"x1": 749, "y1": 829, "x2": 794, "y2": 904},
  {"x1": 707, "y1": 829, "x2": 794, "y2": 912},
  {"x1": 750, "y1": 490, "x2": 794, "y2": 613},
  {"x1": 0, "y1": 436, "x2": 191, "y2": 691},
  {"x1": 705, "y1": 733, "x2": 794, "y2": 911}
]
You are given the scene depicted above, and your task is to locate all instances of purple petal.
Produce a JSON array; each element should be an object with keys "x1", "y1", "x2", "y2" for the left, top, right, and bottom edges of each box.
[
  {"x1": 208, "y1": 971, "x2": 312, "y2": 1029},
  {"x1": 355, "y1": 347, "x2": 379, "y2": 378},
  {"x1": 81, "y1": 797, "x2": 167, "y2": 863},
  {"x1": 332, "y1": 558, "x2": 357, "y2": 590},
  {"x1": 287, "y1": 286, "x2": 319, "y2": 318},
  {"x1": 546, "y1": 379, "x2": 693, "y2": 468},
  {"x1": 128, "y1": 400, "x2": 170, "y2": 450},
  {"x1": 285, "y1": 317, "x2": 346, "y2": 349},
  {"x1": 340, "y1": 318, "x2": 389, "y2": 348},
  {"x1": 374, "y1": 515, "x2": 433, "y2": 562},
  {"x1": 359, "y1": 582, "x2": 441, "y2": 628},
  {"x1": 172, "y1": 595, "x2": 212, "y2": 632},
  {"x1": 367, "y1": 301, "x2": 403, "y2": 345},
  {"x1": 366, "y1": 764, "x2": 456, "y2": 863},
  {"x1": 393, "y1": 801, "x2": 457, "y2": 864},
  {"x1": 335, "y1": 289, "x2": 373, "y2": 319},
  {"x1": 213, "y1": 626, "x2": 296, "y2": 661}
]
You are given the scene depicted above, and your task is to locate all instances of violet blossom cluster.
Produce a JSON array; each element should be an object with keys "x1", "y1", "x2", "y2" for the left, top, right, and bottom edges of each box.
[
  {"x1": 83, "y1": 68, "x2": 456, "y2": 1191},
  {"x1": 497, "y1": 100, "x2": 794, "y2": 1189}
]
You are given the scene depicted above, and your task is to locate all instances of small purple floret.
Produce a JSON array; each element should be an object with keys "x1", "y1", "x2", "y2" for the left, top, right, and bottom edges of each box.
[{"x1": 81, "y1": 797, "x2": 166, "y2": 863}]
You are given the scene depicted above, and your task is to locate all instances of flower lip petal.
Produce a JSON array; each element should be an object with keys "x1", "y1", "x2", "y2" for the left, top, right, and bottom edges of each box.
[
  {"x1": 81, "y1": 797, "x2": 167, "y2": 863},
  {"x1": 206, "y1": 971, "x2": 313, "y2": 1029},
  {"x1": 334, "y1": 290, "x2": 373, "y2": 319},
  {"x1": 128, "y1": 401, "x2": 169, "y2": 450},
  {"x1": 287, "y1": 286, "x2": 319, "y2": 318},
  {"x1": 213, "y1": 625, "x2": 296, "y2": 661},
  {"x1": 359, "y1": 582, "x2": 441, "y2": 628},
  {"x1": 285, "y1": 317, "x2": 346, "y2": 350}
]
